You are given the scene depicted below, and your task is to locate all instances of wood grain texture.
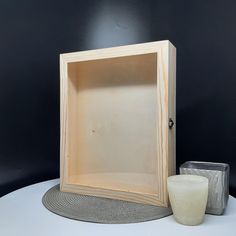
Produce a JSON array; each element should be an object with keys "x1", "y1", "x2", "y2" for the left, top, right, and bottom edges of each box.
[
  {"x1": 60, "y1": 40, "x2": 176, "y2": 206},
  {"x1": 167, "y1": 42, "x2": 176, "y2": 202}
]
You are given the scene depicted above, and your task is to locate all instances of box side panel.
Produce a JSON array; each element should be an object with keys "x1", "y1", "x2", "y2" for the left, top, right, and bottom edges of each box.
[
  {"x1": 156, "y1": 43, "x2": 172, "y2": 207},
  {"x1": 67, "y1": 64, "x2": 79, "y2": 179},
  {"x1": 60, "y1": 58, "x2": 79, "y2": 189},
  {"x1": 168, "y1": 43, "x2": 176, "y2": 178},
  {"x1": 60, "y1": 56, "x2": 68, "y2": 188}
]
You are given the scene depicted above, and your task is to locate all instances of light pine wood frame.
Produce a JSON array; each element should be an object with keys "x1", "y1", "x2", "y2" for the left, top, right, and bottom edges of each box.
[{"x1": 60, "y1": 40, "x2": 176, "y2": 207}]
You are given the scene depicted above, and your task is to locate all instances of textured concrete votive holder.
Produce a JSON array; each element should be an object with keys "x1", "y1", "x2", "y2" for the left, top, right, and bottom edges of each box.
[{"x1": 180, "y1": 161, "x2": 229, "y2": 215}]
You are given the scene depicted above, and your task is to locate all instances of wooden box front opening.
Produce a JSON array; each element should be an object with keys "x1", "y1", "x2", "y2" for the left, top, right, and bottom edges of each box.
[{"x1": 67, "y1": 53, "x2": 158, "y2": 196}]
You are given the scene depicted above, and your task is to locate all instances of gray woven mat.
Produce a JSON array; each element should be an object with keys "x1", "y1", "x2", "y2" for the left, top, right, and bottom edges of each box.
[{"x1": 42, "y1": 184, "x2": 172, "y2": 224}]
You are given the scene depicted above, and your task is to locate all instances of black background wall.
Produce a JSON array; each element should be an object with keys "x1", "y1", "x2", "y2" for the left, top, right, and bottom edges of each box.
[{"x1": 0, "y1": 0, "x2": 236, "y2": 197}]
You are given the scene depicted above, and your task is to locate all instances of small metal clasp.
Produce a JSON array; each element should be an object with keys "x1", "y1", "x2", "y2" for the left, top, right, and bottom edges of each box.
[{"x1": 169, "y1": 118, "x2": 174, "y2": 129}]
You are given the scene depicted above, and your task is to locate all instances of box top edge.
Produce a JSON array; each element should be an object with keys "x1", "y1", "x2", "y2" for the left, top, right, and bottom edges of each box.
[{"x1": 60, "y1": 40, "x2": 174, "y2": 57}]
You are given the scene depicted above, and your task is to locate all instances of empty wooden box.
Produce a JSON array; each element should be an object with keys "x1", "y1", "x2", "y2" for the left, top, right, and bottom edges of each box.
[{"x1": 60, "y1": 40, "x2": 176, "y2": 207}]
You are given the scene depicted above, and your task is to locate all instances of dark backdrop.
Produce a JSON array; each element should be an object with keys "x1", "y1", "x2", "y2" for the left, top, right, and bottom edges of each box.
[{"x1": 0, "y1": 0, "x2": 236, "y2": 197}]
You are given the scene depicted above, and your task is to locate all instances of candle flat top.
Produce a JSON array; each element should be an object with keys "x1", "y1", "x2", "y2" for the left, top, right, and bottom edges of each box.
[{"x1": 168, "y1": 175, "x2": 208, "y2": 185}]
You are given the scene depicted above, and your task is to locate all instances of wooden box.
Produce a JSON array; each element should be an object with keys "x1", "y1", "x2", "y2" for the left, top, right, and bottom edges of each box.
[{"x1": 60, "y1": 40, "x2": 176, "y2": 207}]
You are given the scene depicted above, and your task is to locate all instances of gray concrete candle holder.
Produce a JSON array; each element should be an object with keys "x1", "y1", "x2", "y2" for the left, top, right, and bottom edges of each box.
[{"x1": 180, "y1": 161, "x2": 229, "y2": 215}]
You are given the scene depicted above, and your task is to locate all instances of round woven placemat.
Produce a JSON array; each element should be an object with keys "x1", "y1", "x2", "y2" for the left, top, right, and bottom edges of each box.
[{"x1": 42, "y1": 184, "x2": 172, "y2": 224}]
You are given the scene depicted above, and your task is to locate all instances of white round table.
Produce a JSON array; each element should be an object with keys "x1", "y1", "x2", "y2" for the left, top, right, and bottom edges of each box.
[{"x1": 0, "y1": 179, "x2": 235, "y2": 236}]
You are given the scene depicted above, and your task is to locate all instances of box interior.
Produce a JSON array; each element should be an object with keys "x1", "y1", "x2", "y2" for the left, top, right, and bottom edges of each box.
[{"x1": 67, "y1": 53, "x2": 158, "y2": 195}]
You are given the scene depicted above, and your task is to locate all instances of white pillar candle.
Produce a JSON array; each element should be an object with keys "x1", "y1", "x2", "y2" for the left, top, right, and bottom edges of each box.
[{"x1": 167, "y1": 175, "x2": 208, "y2": 226}]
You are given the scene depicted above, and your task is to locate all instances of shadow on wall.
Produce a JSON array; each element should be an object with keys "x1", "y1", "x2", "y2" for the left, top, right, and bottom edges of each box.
[{"x1": 84, "y1": 1, "x2": 151, "y2": 49}]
